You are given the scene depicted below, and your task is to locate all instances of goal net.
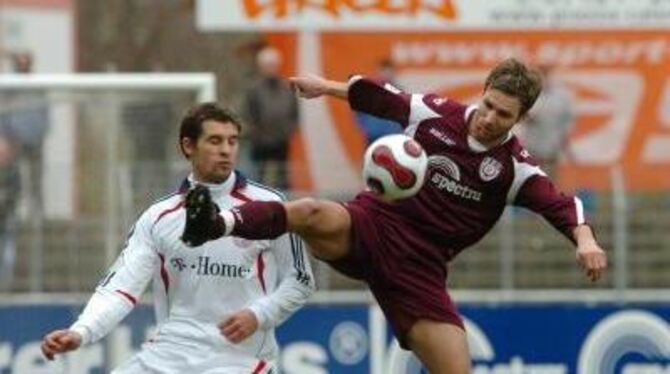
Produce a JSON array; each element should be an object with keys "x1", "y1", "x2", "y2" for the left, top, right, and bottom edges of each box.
[{"x1": 0, "y1": 73, "x2": 215, "y2": 292}]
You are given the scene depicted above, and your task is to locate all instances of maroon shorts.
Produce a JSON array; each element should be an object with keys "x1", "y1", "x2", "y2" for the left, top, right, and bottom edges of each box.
[{"x1": 328, "y1": 200, "x2": 464, "y2": 349}]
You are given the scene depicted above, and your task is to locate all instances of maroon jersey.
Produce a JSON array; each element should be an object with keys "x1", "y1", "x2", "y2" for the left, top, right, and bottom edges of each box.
[
  {"x1": 332, "y1": 76, "x2": 587, "y2": 346},
  {"x1": 348, "y1": 76, "x2": 586, "y2": 264}
]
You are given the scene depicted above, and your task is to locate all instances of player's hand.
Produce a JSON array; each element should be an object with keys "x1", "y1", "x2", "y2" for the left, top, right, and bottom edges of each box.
[
  {"x1": 289, "y1": 75, "x2": 329, "y2": 99},
  {"x1": 218, "y1": 309, "x2": 259, "y2": 344},
  {"x1": 576, "y1": 241, "x2": 607, "y2": 282},
  {"x1": 41, "y1": 329, "x2": 82, "y2": 360},
  {"x1": 181, "y1": 184, "x2": 226, "y2": 247}
]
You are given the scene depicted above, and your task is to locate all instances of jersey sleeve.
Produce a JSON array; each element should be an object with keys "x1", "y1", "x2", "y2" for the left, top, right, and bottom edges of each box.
[
  {"x1": 247, "y1": 232, "x2": 315, "y2": 330},
  {"x1": 507, "y1": 154, "x2": 587, "y2": 244},
  {"x1": 70, "y1": 210, "x2": 159, "y2": 344},
  {"x1": 348, "y1": 76, "x2": 459, "y2": 140},
  {"x1": 347, "y1": 76, "x2": 412, "y2": 128}
]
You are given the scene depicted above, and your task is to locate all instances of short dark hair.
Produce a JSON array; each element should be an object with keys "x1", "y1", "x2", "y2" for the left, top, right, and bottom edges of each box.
[
  {"x1": 484, "y1": 58, "x2": 543, "y2": 117},
  {"x1": 179, "y1": 102, "x2": 242, "y2": 158}
]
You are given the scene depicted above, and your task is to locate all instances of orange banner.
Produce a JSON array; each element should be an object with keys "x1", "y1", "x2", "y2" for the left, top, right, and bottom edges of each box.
[
  {"x1": 242, "y1": 0, "x2": 457, "y2": 19},
  {"x1": 312, "y1": 31, "x2": 670, "y2": 191}
]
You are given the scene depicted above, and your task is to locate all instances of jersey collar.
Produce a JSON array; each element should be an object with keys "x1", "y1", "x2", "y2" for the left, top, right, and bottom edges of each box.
[{"x1": 180, "y1": 170, "x2": 248, "y2": 196}]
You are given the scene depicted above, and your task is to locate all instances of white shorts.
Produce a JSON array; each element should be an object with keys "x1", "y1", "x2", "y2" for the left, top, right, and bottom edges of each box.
[{"x1": 111, "y1": 341, "x2": 275, "y2": 374}]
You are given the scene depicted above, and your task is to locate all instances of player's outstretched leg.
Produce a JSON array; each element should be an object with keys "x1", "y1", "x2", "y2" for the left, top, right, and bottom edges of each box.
[
  {"x1": 181, "y1": 185, "x2": 226, "y2": 247},
  {"x1": 181, "y1": 185, "x2": 289, "y2": 247},
  {"x1": 224, "y1": 198, "x2": 351, "y2": 260},
  {"x1": 181, "y1": 192, "x2": 352, "y2": 262},
  {"x1": 406, "y1": 320, "x2": 471, "y2": 374}
]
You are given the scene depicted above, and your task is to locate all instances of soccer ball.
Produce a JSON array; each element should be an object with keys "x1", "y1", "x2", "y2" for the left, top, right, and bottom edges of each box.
[{"x1": 362, "y1": 134, "x2": 428, "y2": 201}]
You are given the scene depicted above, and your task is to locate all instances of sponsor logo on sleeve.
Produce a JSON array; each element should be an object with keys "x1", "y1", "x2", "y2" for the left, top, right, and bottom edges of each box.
[
  {"x1": 429, "y1": 127, "x2": 456, "y2": 146},
  {"x1": 383, "y1": 83, "x2": 402, "y2": 95},
  {"x1": 432, "y1": 97, "x2": 448, "y2": 106}
]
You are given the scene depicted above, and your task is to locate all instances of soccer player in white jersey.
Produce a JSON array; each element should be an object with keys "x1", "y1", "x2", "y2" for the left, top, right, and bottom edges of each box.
[{"x1": 40, "y1": 103, "x2": 315, "y2": 373}]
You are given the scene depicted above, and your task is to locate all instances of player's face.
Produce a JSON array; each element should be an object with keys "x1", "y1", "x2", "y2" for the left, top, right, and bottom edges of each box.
[
  {"x1": 184, "y1": 120, "x2": 240, "y2": 184},
  {"x1": 469, "y1": 88, "x2": 523, "y2": 147}
]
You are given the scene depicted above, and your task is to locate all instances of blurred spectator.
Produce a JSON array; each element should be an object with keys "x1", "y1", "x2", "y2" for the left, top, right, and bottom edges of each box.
[
  {"x1": 10, "y1": 52, "x2": 33, "y2": 73},
  {"x1": 0, "y1": 51, "x2": 49, "y2": 291},
  {"x1": 0, "y1": 51, "x2": 49, "y2": 290},
  {"x1": 243, "y1": 46, "x2": 298, "y2": 190},
  {"x1": 0, "y1": 131, "x2": 19, "y2": 291},
  {"x1": 4, "y1": 52, "x2": 49, "y2": 210},
  {"x1": 522, "y1": 63, "x2": 575, "y2": 178},
  {"x1": 354, "y1": 59, "x2": 403, "y2": 145}
]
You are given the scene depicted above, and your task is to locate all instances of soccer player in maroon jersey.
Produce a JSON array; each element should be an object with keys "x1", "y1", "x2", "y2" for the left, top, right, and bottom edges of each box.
[{"x1": 181, "y1": 58, "x2": 607, "y2": 374}]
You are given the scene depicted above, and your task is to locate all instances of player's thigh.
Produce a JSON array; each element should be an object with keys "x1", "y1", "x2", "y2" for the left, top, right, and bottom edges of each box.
[
  {"x1": 284, "y1": 198, "x2": 352, "y2": 261},
  {"x1": 406, "y1": 319, "x2": 471, "y2": 374}
]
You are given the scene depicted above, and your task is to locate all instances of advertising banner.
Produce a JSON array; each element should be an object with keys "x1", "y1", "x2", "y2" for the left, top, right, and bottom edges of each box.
[
  {"x1": 196, "y1": 0, "x2": 670, "y2": 30},
  {"x1": 313, "y1": 30, "x2": 670, "y2": 191},
  {"x1": 2, "y1": 302, "x2": 670, "y2": 373}
]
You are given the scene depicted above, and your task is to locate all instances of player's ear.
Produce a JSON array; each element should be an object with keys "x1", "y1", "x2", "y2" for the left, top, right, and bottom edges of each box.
[{"x1": 181, "y1": 137, "x2": 196, "y2": 159}]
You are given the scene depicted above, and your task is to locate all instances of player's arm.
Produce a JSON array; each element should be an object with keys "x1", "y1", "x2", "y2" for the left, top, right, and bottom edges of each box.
[
  {"x1": 290, "y1": 74, "x2": 412, "y2": 127},
  {"x1": 289, "y1": 74, "x2": 349, "y2": 100},
  {"x1": 509, "y1": 159, "x2": 607, "y2": 282},
  {"x1": 572, "y1": 224, "x2": 606, "y2": 282},
  {"x1": 220, "y1": 232, "x2": 314, "y2": 343},
  {"x1": 224, "y1": 232, "x2": 314, "y2": 340},
  {"x1": 41, "y1": 212, "x2": 158, "y2": 359}
]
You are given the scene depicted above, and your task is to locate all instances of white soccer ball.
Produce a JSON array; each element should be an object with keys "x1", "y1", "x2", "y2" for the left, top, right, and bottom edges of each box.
[{"x1": 362, "y1": 134, "x2": 428, "y2": 201}]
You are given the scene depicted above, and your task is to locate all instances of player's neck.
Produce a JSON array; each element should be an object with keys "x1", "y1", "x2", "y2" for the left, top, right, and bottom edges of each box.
[
  {"x1": 188, "y1": 172, "x2": 236, "y2": 195},
  {"x1": 468, "y1": 132, "x2": 511, "y2": 152}
]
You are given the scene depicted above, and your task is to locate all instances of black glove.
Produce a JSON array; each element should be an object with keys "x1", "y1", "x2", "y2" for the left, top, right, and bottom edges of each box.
[{"x1": 181, "y1": 184, "x2": 226, "y2": 247}]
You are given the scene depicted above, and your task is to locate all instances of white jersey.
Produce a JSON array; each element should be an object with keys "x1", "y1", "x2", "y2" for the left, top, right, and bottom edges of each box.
[{"x1": 70, "y1": 172, "x2": 314, "y2": 373}]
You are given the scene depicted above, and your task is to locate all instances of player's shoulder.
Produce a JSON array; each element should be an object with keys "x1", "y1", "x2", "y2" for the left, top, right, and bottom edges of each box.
[
  {"x1": 505, "y1": 135, "x2": 542, "y2": 167},
  {"x1": 419, "y1": 93, "x2": 467, "y2": 116},
  {"x1": 141, "y1": 188, "x2": 186, "y2": 226},
  {"x1": 238, "y1": 178, "x2": 287, "y2": 202},
  {"x1": 412, "y1": 94, "x2": 469, "y2": 137}
]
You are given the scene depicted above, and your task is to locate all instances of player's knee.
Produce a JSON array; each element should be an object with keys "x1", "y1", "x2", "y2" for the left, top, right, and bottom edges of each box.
[{"x1": 407, "y1": 321, "x2": 471, "y2": 374}]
